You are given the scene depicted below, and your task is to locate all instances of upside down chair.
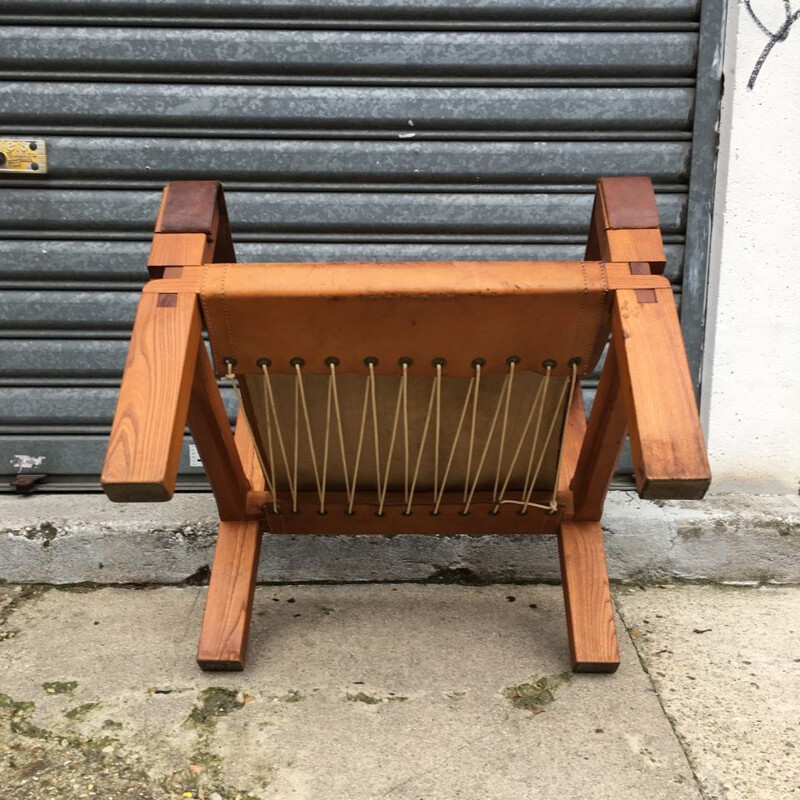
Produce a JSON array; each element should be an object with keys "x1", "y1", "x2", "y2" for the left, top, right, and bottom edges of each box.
[{"x1": 101, "y1": 176, "x2": 710, "y2": 672}]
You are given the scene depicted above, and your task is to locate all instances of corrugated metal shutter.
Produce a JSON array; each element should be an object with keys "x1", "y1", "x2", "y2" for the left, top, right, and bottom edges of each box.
[{"x1": 0, "y1": 0, "x2": 721, "y2": 490}]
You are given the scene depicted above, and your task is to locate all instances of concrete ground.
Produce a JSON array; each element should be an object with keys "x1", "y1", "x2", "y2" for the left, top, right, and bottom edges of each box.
[
  {"x1": 3, "y1": 493, "x2": 799, "y2": 586},
  {"x1": 0, "y1": 583, "x2": 797, "y2": 800}
]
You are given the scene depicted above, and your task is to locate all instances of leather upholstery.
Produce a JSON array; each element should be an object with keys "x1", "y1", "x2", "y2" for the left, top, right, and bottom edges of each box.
[
  {"x1": 200, "y1": 261, "x2": 612, "y2": 377},
  {"x1": 243, "y1": 369, "x2": 569, "y2": 495},
  {"x1": 198, "y1": 259, "x2": 611, "y2": 500}
]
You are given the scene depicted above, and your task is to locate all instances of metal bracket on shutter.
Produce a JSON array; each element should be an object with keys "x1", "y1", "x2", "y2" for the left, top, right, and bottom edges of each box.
[
  {"x1": 9, "y1": 474, "x2": 47, "y2": 493},
  {"x1": 0, "y1": 139, "x2": 48, "y2": 174}
]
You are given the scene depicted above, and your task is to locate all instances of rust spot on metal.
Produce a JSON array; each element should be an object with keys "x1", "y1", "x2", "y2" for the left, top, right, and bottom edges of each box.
[{"x1": 10, "y1": 474, "x2": 47, "y2": 493}]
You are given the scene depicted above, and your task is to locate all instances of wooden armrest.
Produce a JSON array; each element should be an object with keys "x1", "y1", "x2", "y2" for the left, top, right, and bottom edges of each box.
[
  {"x1": 103, "y1": 181, "x2": 252, "y2": 518},
  {"x1": 586, "y1": 176, "x2": 667, "y2": 273},
  {"x1": 572, "y1": 175, "x2": 676, "y2": 519},
  {"x1": 612, "y1": 287, "x2": 710, "y2": 499},
  {"x1": 101, "y1": 290, "x2": 202, "y2": 502}
]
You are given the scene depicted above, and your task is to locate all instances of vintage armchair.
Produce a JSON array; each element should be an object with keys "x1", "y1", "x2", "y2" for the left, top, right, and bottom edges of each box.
[{"x1": 101, "y1": 177, "x2": 710, "y2": 673}]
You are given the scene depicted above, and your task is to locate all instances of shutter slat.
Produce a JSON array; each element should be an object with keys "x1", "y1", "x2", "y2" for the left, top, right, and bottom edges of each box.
[
  {"x1": 2, "y1": 28, "x2": 697, "y2": 79},
  {"x1": 1, "y1": 83, "x2": 695, "y2": 135}
]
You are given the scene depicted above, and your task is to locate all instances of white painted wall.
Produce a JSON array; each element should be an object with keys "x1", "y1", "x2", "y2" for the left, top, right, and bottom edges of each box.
[{"x1": 703, "y1": 0, "x2": 800, "y2": 493}]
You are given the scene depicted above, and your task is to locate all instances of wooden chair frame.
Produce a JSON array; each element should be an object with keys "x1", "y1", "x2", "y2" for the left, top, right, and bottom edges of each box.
[{"x1": 101, "y1": 177, "x2": 710, "y2": 673}]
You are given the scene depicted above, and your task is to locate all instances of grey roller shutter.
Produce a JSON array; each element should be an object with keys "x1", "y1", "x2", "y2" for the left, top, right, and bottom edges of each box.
[{"x1": 0, "y1": 0, "x2": 722, "y2": 490}]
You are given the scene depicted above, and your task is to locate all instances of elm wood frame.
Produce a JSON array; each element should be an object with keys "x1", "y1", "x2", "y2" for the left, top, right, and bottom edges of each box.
[{"x1": 101, "y1": 178, "x2": 710, "y2": 674}]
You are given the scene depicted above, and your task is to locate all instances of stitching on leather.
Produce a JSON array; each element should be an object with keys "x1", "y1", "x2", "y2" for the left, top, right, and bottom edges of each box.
[
  {"x1": 592, "y1": 261, "x2": 610, "y2": 366},
  {"x1": 220, "y1": 263, "x2": 236, "y2": 362},
  {"x1": 570, "y1": 261, "x2": 589, "y2": 370},
  {"x1": 199, "y1": 265, "x2": 216, "y2": 371}
]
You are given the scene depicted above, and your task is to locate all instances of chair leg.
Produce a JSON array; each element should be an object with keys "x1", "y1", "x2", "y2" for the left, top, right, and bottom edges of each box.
[
  {"x1": 197, "y1": 519, "x2": 262, "y2": 671},
  {"x1": 557, "y1": 519, "x2": 620, "y2": 673}
]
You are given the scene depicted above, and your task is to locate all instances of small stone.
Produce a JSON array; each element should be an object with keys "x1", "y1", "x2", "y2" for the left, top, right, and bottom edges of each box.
[
  {"x1": 188, "y1": 764, "x2": 203, "y2": 773},
  {"x1": 209, "y1": 793, "x2": 223, "y2": 800},
  {"x1": 101, "y1": 746, "x2": 114, "y2": 754}
]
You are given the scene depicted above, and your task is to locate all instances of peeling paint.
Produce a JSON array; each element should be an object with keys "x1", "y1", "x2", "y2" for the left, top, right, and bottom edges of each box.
[{"x1": 10, "y1": 454, "x2": 46, "y2": 472}]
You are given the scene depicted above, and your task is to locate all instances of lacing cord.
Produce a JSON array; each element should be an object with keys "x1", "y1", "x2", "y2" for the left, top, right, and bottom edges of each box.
[
  {"x1": 405, "y1": 362, "x2": 440, "y2": 514},
  {"x1": 223, "y1": 360, "x2": 277, "y2": 507},
  {"x1": 261, "y1": 361, "x2": 296, "y2": 512},
  {"x1": 495, "y1": 361, "x2": 578, "y2": 515},
  {"x1": 491, "y1": 365, "x2": 551, "y2": 514},
  {"x1": 246, "y1": 357, "x2": 577, "y2": 518},
  {"x1": 377, "y1": 362, "x2": 407, "y2": 516}
]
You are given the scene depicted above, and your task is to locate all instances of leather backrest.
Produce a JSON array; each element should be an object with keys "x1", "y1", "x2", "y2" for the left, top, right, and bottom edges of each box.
[
  {"x1": 200, "y1": 261, "x2": 611, "y2": 377},
  {"x1": 243, "y1": 369, "x2": 569, "y2": 494},
  {"x1": 200, "y1": 260, "x2": 609, "y2": 496}
]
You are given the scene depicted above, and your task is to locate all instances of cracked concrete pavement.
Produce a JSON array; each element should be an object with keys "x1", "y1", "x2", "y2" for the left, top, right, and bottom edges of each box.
[{"x1": 0, "y1": 583, "x2": 797, "y2": 800}]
